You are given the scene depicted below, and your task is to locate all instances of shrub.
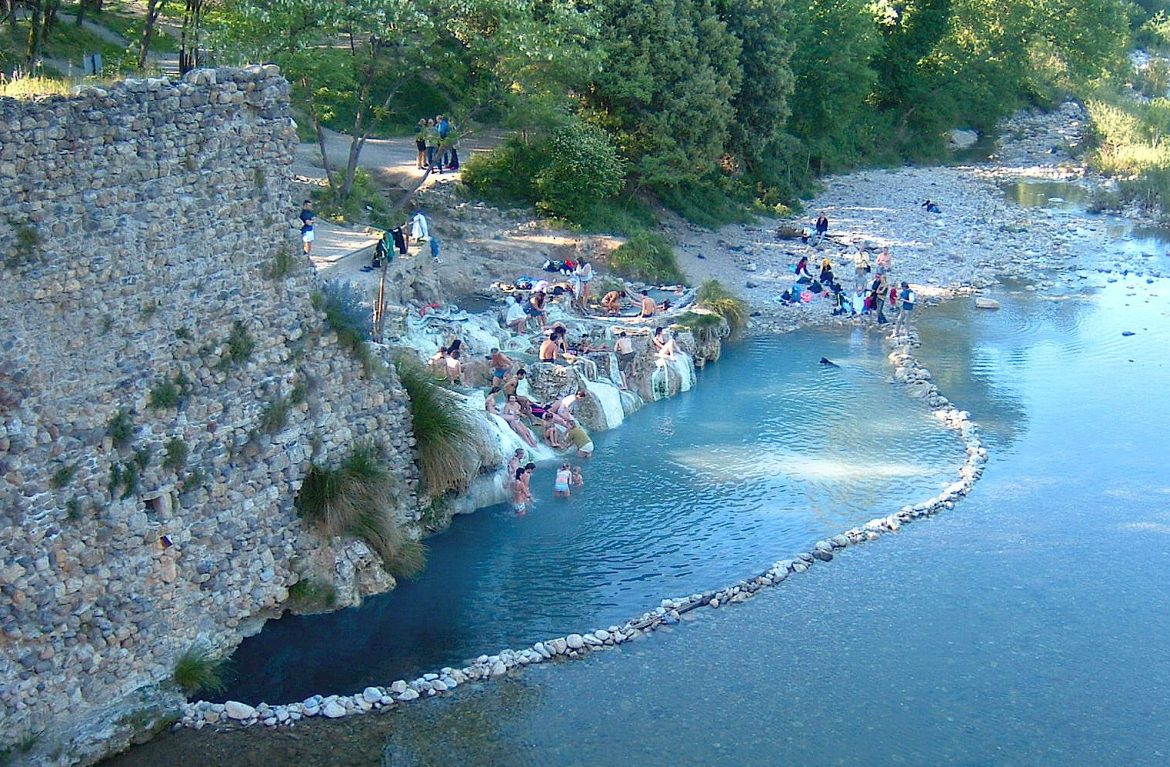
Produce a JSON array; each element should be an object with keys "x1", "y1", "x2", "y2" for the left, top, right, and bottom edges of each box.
[
  {"x1": 287, "y1": 578, "x2": 338, "y2": 611},
  {"x1": 395, "y1": 357, "x2": 482, "y2": 497},
  {"x1": 223, "y1": 321, "x2": 255, "y2": 366},
  {"x1": 267, "y1": 249, "x2": 296, "y2": 280},
  {"x1": 107, "y1": 410, "x2": 134, "y2": 449},
  {"x1": 696, "y1": 279, "x2": 748, "y2": 332},
  {"x1": 295, "y1": 445, "x2": 425, "y2": 578},
  {"x1": 5, "y1": 224, "x2": 42, "y2": 268},
  {"x1": 172, "y1": 643, "x2": 230, "y2": 697},
  {"x1": 50, "y1": 463, "x2": 77, "y2": 489},
  {"x1": 677, "y1": 309, "x2": 728, "y2": 346},
  {"x1": 289, "y1": 381, "x2": 308, "y2": 406},
  {"x1": 314, "y1": 281, "x2": 374, "y2": 368},
  {"x1": 534, "y1": 123, "x2": 626, "y2": 221},
  {"x1": 609, "y1": 232, "x2": 686, "y2": 284},
  {"x1": 461, "y1": 135, "x2": 546, "y2": 205},
  {"x1": 148, "y1": 379, "x2": 180, "y2": 410},
  {"x1": 163, "y1": 439, "x2": 189, "y2": 472},
  {"x1": 260, "y1": 395, "x2": 290, "y2": 433}
]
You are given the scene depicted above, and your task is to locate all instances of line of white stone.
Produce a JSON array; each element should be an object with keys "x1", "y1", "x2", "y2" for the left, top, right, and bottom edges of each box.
[{"x1": 180, "y1": 331, "x2": 986, "y2": 730}]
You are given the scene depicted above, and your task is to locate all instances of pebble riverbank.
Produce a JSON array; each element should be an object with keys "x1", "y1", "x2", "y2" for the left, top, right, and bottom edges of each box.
[{"x1": 175, "y1": 102, "x2": 1116, "y2": 733}]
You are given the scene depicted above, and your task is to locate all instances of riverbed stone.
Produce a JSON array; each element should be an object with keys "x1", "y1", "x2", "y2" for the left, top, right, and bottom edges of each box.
[{"x1": 225, "y1": 701, "x2": 256, "y2": 721}]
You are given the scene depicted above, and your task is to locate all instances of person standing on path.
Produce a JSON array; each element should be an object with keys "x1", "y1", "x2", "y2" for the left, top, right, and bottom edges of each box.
[
  {"x1": 425, "y1": 118, "x2": 440, "y2": 171},
  {"x1": 415, "y1": 118, "x2": 428, "y2": 169},
  {"x1": 299, "y1": 200, "x2": 315, "y2": 257},
  {"x1": 892, "y1": 281, "x2": 916, "y2": 338},
  {"x1": 573, "y1": 258, "x2": 594, "y2": 309}
]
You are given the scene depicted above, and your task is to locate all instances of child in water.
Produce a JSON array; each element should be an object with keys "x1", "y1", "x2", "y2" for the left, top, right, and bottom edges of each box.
[
  {"x1": 554, "y1": 463, "x2": 573, "y2": 498},
  {"x1": 570, "y1": 465, "x2": 584, "y2": 487}
]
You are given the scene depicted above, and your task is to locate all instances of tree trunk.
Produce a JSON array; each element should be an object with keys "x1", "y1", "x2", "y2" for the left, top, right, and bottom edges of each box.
[
  {"x1": 178, "y1": 0, "x2": 203, "y2": 74},
  {"x1": 313, "y1": 116, "x2": 335, "y2": 194},
  {"x1": 25, "y1": 0, "x2": 44, "y2": 66},
  {"x1": 42, "y1": 0, "x2": 60, "y2": 39},
  {"x1": 3, "y1": 0, "x2": 18, "y2": 33},
  {"x1": 340, "y1": 135, "x2": 366, "y2": 201},
  {"x1": 138, "y1": 0, "x2": 166, "y2": 70}
]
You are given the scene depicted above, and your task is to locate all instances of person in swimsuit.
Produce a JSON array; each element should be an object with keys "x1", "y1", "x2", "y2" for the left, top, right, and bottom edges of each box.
[
  {"x1": 502, "y1": 394, "x2": 538, "y2": 447},
  {"x1": 570, "y1": 465, "x2": 584, "y2": 487},
  {"x1": 657, "y1": 330, "x2": 677, "y2": 360},
  {"x1": 513, "y1": 466, "x2": 531, "y2": 515},
  {"x1": 503, "y1": 368, "x2": 527, "y2": 397},
  {"x1": 601, "y1": 290, "x2": 626, "y2": 315},
  {"x1": 445, "y1": 349, "x2": 462, "y2": 385},
  {"x1": 554, "y1": 389, "x2": 587, "y2": 418},
  {"x1": 490, "y1": 348, "x2": 513, "y2": 384},
  {"x1": 539, "y1": 331, "x2": 560, "y2": 362},
  {"x1": 554, "y1": 463, "x2": 572, "y2": 498},
  {"x1": 506, "y1": 448, "x2": 526, "y2": 488},
  {"x1": 614, "y1": 330, "x2": 636, "y2": 389},
  {"x1": 526, "y1": 290, "x2": 548, "y2": 330},
  {"x1": 485, "y1": 386, "x2": 505, "y2": 414},
  {"x1": 639, "y1": 290, "x2": 657, "y2": 318},
  {"x1": 542, "y1": 411, "x2": 570, "y2": 447}
]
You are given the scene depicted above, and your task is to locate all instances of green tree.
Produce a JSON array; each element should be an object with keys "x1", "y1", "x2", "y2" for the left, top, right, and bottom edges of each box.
[
  {"x1": 783, "y1": 0, "x2": 881, "y2": 174},
  {"x1": 717, "y1": 0, "x2": 796, "y2": 176},
  {"x1": 588, "y1": 0, "x2": 741, "y2": 191}
]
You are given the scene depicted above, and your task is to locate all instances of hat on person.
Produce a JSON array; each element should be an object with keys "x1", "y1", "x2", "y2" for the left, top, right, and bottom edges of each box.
[{"x1": 901, "y1": 281, "x2": 910, "y2": 288}]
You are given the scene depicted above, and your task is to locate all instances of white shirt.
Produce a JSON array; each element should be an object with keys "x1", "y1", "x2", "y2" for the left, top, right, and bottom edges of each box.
[{"x1": 505, "y1": 302, "x2": 525, "y2": 323}]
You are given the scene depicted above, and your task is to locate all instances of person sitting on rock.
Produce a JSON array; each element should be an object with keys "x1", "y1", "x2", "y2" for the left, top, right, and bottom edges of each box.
[
  {"x1": 505, "y1": 294, "x2": 528, "y2": 334},
  {"x1": 819, "y1": 258, "x2": 836, "y2": 286},
  {"x1": 639, "y1": 290, "x2": 657, "y2": 318},
  {"x1": 795, "y1": 255, "x2": 814, "y2": 281}
]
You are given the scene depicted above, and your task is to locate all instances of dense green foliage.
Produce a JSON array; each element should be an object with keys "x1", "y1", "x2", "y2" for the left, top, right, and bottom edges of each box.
[
  {"x1": 462, "y1": 118, "x2": 625, "y2": 222},
  {"x1": 695, "y1": 280, "x2": 748, "y2": 332},
  {"x1": 608, "y1": 233, "x2": 686, "y2": 284},
  {"x1": 177, "y1": 0, "x2": 1138, "y2": 221}
]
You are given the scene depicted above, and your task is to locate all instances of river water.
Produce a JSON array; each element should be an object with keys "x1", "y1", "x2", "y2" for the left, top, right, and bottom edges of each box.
[
  {"x1": 103, "y1": 192, "x2": 1170, "y2": 766},
  {"x1": 216, "y1": 325, "x2": 965, "y2": 704}
]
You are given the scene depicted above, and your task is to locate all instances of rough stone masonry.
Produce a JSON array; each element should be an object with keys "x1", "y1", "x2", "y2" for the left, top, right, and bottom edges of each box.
[{"x1": 0, "y1": 67, "x2": 418, "y2": 764}]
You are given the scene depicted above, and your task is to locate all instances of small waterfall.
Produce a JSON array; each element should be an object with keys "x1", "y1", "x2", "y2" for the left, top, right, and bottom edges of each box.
[
  {"x1": 672, "y1": 352, "x2": 697, "y2": 392},
  {"x1": 650, "y1": 363, "x2": 670, "y2": 401},
  {"x1": 581, "y1": 377, "x2": 626, "y2": 430}
]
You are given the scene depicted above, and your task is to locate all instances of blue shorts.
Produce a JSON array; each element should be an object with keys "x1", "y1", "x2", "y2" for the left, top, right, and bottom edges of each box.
[
  {"x1": 555, "y1": 482, "x2": 570, "y2": 493},
  {"x1": 492, "y1": 369, "x2": 507, "y2": 379}
]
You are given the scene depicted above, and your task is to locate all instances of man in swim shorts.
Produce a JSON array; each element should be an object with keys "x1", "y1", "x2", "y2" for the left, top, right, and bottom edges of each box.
[{"x1": 639, "y1": 290, "x2": 657, "y2": 318}]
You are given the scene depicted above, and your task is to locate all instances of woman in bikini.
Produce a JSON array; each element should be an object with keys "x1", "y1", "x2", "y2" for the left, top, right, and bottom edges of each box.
[{"x1": 502, "y1": 394, "x2": 539, "y2": 447}]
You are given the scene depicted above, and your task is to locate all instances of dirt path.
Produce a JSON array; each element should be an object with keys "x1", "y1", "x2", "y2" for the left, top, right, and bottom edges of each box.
[{"x1": 293, "y1": 127, "x2": 505, "y2": 194}]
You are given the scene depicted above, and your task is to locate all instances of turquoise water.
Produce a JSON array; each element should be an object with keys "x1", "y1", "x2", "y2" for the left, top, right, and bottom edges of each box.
[
  {"x1": 105, "y1": 274, "x2": 1170, "y2": 766},
  {"x1": 215, "y1": 326, "x2": 965, "y2": 704}
]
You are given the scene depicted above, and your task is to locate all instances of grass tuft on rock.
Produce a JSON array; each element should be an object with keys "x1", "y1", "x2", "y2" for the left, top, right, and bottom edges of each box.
[
  {"x1": 696, "y1": 279, "x2": 748, "y2": 332},
  {"x1": 172, "y1": 643, "x2": 230, "y2": 697},
  {"x1": 395, "y1": 356, "x2": 481, "y2": 497},
  {"x1": 295, "y1": 444, "x2": 425, "y2": 579}
]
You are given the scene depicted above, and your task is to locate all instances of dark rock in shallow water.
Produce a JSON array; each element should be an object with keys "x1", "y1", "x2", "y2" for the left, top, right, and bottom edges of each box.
[
  {"x1": 1122, "y1": 330, "x2": 1136, "y2": 336},
  {"x1": 812, "y1": 549, "x2": 834, "y2": 562}
]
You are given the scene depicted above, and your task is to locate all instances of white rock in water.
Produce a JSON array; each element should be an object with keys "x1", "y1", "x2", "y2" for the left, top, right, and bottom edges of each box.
[
  {"x1": 224, "y1": 701, "x2": 256, "y2": 721},
  {"x1": 362, "y1": 687, "x2": 382, "y2": 703},
  {"x1": 490, "y1": 661, "x2": 507, "y2": 676},
  {"x1": 566, "y1": 633, "x2": 585, "y2": 650},
  {"x1": 974, "y1": 297, "x2": 1000, "y2": 309},
  {"x1": 322, "y1": 701, "x2": 346, "y2": 718},
  {"x1": 390, "y1": 680, "x2": 408, "y2": 694},
  {"x1": 397, "y1": 688, "x2": 420, "y2": 702},
  {"x1": 595, "y1": 629, "x2": 611, "y2": 642}
]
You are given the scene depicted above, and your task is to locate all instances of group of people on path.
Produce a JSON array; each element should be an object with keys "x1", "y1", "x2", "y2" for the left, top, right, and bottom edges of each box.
[{"x1": 415, "y1": 115, "x2": 460, "y2": 174}]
